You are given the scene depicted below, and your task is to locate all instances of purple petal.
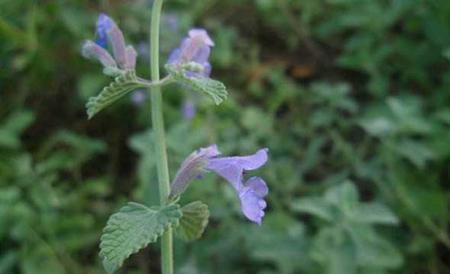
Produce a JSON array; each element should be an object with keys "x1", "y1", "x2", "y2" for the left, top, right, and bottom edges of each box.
[
  {"x1": 107, "y1": 23, "x2": 127, "y2": 69},
  {"x1": 233, "y1": 148, "x2": 269, "y2": 170},
  {"x1": 182, "y1": 99, "x2": 196, "y2": 120},
  {"x1": 82, "y1": 40, "x2": 117, "y2": 68},
  {"x1": 137, "y1": 42, "x2": 149, "y2": 59},
  {"x1": 189, "y1": 45, "x2": 211, "y2": 65},
  {"x1": 166, "y1": 29, "x2": 215, "y2": 77},
  {"x1": 239, "y1": 177, "x2": 268, "y2": 225},
  {"x1": 202, "y1": 62, "x2": 212, "y2": 77},
  {"x1": 163, "y1": 14, "x2": 179, "y2": 32},
  {"x1": 168, "y1": 48, "x2": 182, "y2": 65},
  {"x1": 206, "y1": 161, "x2": 244, "y2": 191},
  {"x1": 169, "y1": 145, "x2": 269, "y2": 225},
  {"x1": 198, "y1": 144, "x2": 221, "y2": 158},
  {"x1": 95, "y1": 13, "x2": 114, "y2": 48},
  {"x1": 206, "y1": 148, "x2": 269, "y2": 190},
  {"x1": 188, "y1": 29, "x2": 215, "y2": 47},
  {"x1": 246, "y1": 176, "x2": 269, "y2": 197},
  {"x1": 124, "y1": 46, "x2": 137, "y2": 70},
  {"x1": 169, "y1": 145, "x2": 221, "y2": 198},
  {"x1": 181, "y1": 43, "x2": 211, "y2": 65},
  {"x1": 131, "y1": 90, "x2": 146, "y2": 106}
]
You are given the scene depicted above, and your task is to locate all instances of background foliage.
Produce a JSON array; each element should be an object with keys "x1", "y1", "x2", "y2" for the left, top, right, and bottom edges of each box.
[{"x1": 1, "y1": 0, "x2": 450, "y2": 273}]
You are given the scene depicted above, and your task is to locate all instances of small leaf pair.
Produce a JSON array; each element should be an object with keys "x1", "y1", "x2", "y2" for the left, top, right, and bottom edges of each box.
[
  {"x1": 82, "y1": 15, "x2": 229, "y2": 119},
  {"x1": 100, "y1": 201, "x2": 209, "y2": 274}
]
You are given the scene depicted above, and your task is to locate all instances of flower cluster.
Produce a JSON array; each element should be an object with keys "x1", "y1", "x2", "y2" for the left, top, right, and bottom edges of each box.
[
  {"x1": 167, "y1": 28, "x2": 216, "y2": 120},
  {"x1": 82, "y1": 14, "x2": 270, "y2": 225},
  {"x1": 82, "y1": 14, "x2": 137, "y2": 72},
  {"x1": 167, "y1": 29, "x2": 214, "y2": 78},
  {"x1": 170, "y1": 145, "x2": 269, "y2": 225}
]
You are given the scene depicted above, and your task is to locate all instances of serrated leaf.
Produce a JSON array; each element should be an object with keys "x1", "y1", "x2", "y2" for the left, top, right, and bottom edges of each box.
[
  {"x1": 86, "y1": 70, "x2": 147, "y2": 119},
  {"x1": 166, "y1": 65, "x2": 228, "y2": 105},
  {"x1": 99, "y1": 202, "x2": 182, "y2": 273},
  {"x1": 176, "y1": 201, "x2": 210, "y2": 241}
]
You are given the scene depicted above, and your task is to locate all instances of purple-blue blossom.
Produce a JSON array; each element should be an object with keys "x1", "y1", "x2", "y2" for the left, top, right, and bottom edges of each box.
[
  {"x1": 95, "y1": 13, "x2": 113, "y2": 48},
  {"x1": 170, "y1": 145, "x2": 221, "y2": 199},
  {"x1": 82, "y1": 14, "x2": 137, "y2": 71},
  {"x1": 163, "y1": 13, "x2": 179, "y2": 32},
  {"x1": 169, "y1": 145, "x2": 269, "y2": 225},
  {"x1": 182, "y1": 99, "x2": 196, "y2": 120},
  {"x1": 131, "y1": 90, "x2": 147, "y2": 106},
  {"x1": 238, "y1": 177, "x2": 268, "y2": 225},
  {"x1": 167, "y1": 29, "x2": 214, "y2": 77}
]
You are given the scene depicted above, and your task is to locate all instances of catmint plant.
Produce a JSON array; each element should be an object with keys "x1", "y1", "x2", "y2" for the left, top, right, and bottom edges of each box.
[{"x1": 81, "y1": 3, "x2": 269, "y2": 274}]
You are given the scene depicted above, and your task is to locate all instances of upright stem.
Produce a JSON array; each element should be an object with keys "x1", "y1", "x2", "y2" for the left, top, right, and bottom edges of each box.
[{"x1": 149, "y1": 1, "x2": 173, "y2": 274}]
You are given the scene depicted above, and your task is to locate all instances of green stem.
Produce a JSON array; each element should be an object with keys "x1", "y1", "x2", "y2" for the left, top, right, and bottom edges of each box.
[
  {"x1": 149, "y1": 1, "x2": 173, "y2": 274},
  {"x1": 137, "y1": 75, "x2": 174, "y2": 88}
]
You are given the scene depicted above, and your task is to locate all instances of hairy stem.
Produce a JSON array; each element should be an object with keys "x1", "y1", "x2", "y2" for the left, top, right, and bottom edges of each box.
[
  {"x1": 149, "y1": 1, "x2": 173, "y2": 274},
  {"x1": 137, "y1": 75, "x2": 174, "y2": 88}
]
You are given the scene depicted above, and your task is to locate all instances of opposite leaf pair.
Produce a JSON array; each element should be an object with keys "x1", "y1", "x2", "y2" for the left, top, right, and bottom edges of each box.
[
  {"x1": 83, "y1": 14, "x2": 269, "y2": 224},
  {"x1": 82, "y1": 14, "x2": 228, "y2": 119},
  {"x1": 83, "y1": 14, "x2": 269, "y2": 274},
  {"x1": 99, "y1": 144, "x2": 270, "y2": 274}
]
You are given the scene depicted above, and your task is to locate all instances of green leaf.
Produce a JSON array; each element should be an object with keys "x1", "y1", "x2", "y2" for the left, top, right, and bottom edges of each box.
[
  {"x1": 443, "y1": 47, "x2": 450, "y2": 61},
  {"x1": 166, "y1": 65, "x2": 228, "y2": 105},
  {"x1": 86, "y1": 70, "x2": 147, "y2": 119},
  {"x1": 324, "y1": 181, "x2": 359, "y2": 213},
  {"x1": 394, "y1": 140, "x2": 435, "y2": 169},
  {"x1": 311, "y1": 227, "x2": 357, "y2": 274},
  {"x1": 0, "y1": 251, "x2": 17, "y2": 274},
  {"x1": 0, "y1": 110, "x2": 35, "y2": 149},
  {"x1": 291, "y1": 197, "x2": 335, "y2": 222},
  {"x1": 99, "y1": 202, "x2": 182, "y2": 273},
  {"x1": 351, "y1": 202, "x2": 398, "y2": 225},
  {"x1": 247, "y1": 215, "x2": 308, "y2": 274},
  {"x1": 349, "y1": 225, "x2": 403, "y2": 268},
  {"x1": 176, "y1": 201, "x2": 210, "y2": 241}
]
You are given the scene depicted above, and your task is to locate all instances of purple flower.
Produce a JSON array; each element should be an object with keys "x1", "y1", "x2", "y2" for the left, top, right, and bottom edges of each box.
[
  {"x1": 238, "y1": 177, "x2": 268, "y2": 225},
  {"x1": 163, "y1": 13, "x2": 179, "y2": 32},
  {"x1": 170, "y1": 145, "x2": 221, "y2": 199},
  {"x1": 167, "y1": 29, "x2": 214, "y2": 77},
  {"x1": 182, "y1": 99, "x2": 196, "y2": 120},
  {"x1": 95, "y1": 13, "x2": 113, "y2": 48},
  {"x1": 82, "y1": 41, "x2": 117, "y2": 68},
  {"x1": 206, "y1": 148, "x2": 268, "y2": 191},
  {"x1": 131, "y1": 90, "x2": 147, "y2": 106},
  {"x1": 137, "y1": 42, "x2": 150, "y2": 60},
  {"x1": 170, "y1": 145, "x2": 269, "y2": 224},
  {"x1": 82, "y1": 14, "x2": 137, "y2": 71}
]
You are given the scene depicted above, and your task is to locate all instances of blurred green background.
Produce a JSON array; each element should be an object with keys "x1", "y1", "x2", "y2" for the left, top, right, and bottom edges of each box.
[{"x1": 1, "y1": 0, "x2": 450, "y2": 273}]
